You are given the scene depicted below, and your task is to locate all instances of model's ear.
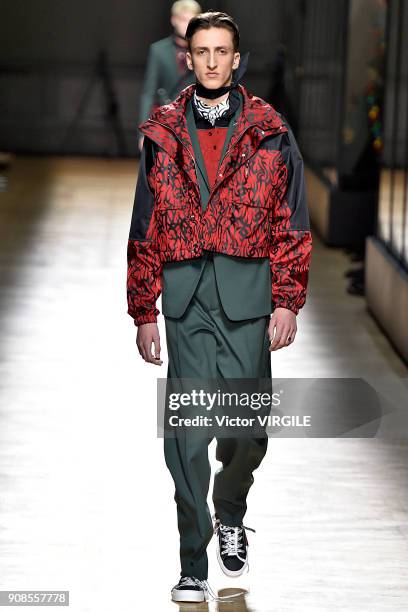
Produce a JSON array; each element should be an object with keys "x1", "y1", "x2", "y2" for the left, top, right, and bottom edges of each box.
[
  {"x1": 233, "y1": 52, "x2": 240, "y2": 70},
  {"x1": 186, "y1": 51, "x2": 194, "y2": 71}
]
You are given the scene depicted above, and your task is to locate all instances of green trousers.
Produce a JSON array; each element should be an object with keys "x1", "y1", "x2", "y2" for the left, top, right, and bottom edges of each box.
[{"x1": 163, "y1": 252, "x2": 271, "y2": 580}]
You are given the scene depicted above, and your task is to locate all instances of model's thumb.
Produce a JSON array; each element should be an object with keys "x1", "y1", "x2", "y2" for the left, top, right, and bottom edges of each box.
[{"x1": 153, "y1": 336, "x2": 161, "y2": 358}]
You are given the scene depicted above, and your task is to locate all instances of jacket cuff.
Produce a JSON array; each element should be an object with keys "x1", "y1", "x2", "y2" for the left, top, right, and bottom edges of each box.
[
  {"x1": 131, "y1": 312, "x2": 158, "y2": 327},
  {"x1": 272, "y1": 298, "x2": 300, "y2": 315}
]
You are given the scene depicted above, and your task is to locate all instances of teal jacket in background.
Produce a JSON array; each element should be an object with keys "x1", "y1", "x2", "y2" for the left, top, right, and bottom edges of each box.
[{"x1": 139, "y1": 35, "x2": 196, "y2": 129}]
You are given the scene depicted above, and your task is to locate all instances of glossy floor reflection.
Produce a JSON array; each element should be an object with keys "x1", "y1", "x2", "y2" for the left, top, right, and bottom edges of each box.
[{"x1": 0, "y1": 157, "x2": 407, "y2": 611}]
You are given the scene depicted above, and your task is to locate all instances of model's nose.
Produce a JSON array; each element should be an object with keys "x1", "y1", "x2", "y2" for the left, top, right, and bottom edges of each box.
[{"x1": 207, "y1": 54, "x2": 217, "y2": 69}]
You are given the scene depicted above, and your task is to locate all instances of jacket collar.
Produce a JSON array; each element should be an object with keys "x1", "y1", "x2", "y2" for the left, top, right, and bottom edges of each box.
[
  {"x1": 140, "y1": 82, "x2": 285, "y2": 138},
  {"x1": 138, "y1": 83, "x2": 288, "y2": 199}
]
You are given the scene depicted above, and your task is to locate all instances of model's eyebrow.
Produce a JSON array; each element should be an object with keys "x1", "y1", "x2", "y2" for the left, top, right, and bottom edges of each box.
[{"x1": 194, "y1": 46, "x2": 230, "y2": 51}]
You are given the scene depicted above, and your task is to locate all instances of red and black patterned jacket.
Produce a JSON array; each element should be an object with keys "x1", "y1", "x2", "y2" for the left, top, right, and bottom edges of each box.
[{"x1": 127, "y1": 82, "x2": 312, "y2": 326}]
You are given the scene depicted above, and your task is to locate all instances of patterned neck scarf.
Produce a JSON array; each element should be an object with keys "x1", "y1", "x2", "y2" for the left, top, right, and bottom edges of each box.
[{"x1": 193, "y1": 90, "x2": 230, "y2": 126}]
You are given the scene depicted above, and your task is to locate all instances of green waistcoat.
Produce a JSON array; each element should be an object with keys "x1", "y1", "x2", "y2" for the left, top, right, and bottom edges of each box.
[{"x1": 161, "y1": 92, "x2": 273, "y2": 321}]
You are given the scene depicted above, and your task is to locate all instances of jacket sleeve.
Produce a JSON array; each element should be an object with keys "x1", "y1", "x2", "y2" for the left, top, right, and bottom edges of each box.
[
  {"x1": 269, "y1": 122, "x2": 313, "y2": 315},
  {"x1": 127, "y1": 137, "x2": 163, "y2": 326},
  {"x1": 138, "y1": 44, "x2": 160, "y2": 129}
]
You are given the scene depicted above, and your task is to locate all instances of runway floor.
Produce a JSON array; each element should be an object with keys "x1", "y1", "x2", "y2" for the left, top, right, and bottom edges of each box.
[{"x1": 0, "y1": 156, "x2": 407, "y2": 611}]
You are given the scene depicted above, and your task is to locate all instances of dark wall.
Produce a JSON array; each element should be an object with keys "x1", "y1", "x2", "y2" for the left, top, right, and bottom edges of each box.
[
  {"x1": 0, "y1": 0, "x2": 347, "y2": 161},
  {"x1": 0, "y1": 0, "x2": 167, "y2": 64},
  {"x1": 0, "y1": 0, "x2": 288, "y2": 156},
  {"x1": 283, "y1": 0, "x2": 349, "y2": 167}
]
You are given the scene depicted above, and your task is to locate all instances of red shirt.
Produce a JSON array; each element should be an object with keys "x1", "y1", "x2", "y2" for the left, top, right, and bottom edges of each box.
[{"x1": 196, "y1": 127, "x2": 229, "y2": 190}]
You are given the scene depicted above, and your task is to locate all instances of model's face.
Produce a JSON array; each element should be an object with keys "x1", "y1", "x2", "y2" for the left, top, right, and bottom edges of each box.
[
  {"x1": 171, "y1": 11, "x2": 197, "y2": 38},
  {"x1": 186, "y1": 27, "x2": 240, "y2": 90}
]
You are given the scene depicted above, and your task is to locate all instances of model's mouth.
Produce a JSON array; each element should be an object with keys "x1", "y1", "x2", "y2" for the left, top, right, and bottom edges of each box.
[{"x1": 206, "y1": 73, "x2": 219, "y2": 77}]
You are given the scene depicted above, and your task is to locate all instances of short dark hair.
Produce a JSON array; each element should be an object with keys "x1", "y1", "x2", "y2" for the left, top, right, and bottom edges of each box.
[{"x1": 185, "y1": 11, "x2": 240, "y2": 52}]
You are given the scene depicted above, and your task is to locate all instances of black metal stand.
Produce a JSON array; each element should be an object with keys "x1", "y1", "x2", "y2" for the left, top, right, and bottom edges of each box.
[{"x1": 61, "y1": 50, "x2": 127, "y2": 156}]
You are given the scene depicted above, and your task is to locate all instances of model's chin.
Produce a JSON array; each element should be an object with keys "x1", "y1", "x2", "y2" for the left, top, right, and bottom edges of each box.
[{"x1": 200, "y1": 77, "x2": 223, "y2": 88}]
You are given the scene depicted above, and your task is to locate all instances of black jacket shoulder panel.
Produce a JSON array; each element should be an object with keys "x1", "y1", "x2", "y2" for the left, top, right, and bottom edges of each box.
[
  {"x1": 128, "y1": 138, "x2": 156, "y2": 241},
  {"x1": 277, "y1": 119, "x2": 310, "y2": 231}
]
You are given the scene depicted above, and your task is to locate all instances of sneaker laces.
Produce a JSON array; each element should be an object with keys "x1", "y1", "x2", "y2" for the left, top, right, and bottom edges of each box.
[
  {"x1": 175, "y1": 576, "x2": 202, "y2": 589},
  {"x1": 213, "y1": 514, "x2": 256, "y2": 561},
  {"x1": 174, "y1": 576, "x2": 246, "y2": 603},
  {"x1": 220, "y1": 526, "x2": 245, "y2": 559}
]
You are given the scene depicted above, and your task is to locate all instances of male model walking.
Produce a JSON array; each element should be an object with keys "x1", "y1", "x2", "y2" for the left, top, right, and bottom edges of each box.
[{"x1": 127, "y1": 11, "x2": 312, "y2": 603}]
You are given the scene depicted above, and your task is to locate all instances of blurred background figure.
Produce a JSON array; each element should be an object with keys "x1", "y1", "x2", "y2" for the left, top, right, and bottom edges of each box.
[{"x1": 138, "y1": 0, "x2": 202, "y2": 152}]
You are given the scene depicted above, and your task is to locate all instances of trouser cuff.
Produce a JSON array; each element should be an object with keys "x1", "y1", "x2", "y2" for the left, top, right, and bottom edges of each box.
[
  {"x1": 213, "y1": 509, "x2": 245, "y2": 527},
  {"x1": 181, "y1": 556, "x2": 208, "y2": 581}
]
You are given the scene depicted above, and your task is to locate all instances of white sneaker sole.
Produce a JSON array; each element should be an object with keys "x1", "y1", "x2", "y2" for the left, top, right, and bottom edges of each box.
[
  {"x1": 216, "y1": 544, "x2": 249, "y2": 577},
  {"x1": 171, "y1": 588, "x2": 206, "y2": 603}
]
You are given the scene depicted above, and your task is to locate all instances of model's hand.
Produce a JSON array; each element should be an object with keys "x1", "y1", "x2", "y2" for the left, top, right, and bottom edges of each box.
[
  {"x1": 136, "y1": 322, "x2": 163, "y2": 365},
  {"x1": 268, "y1": 307, "x2": 297, "y2": 351},
  {"x1": 138, "y1": 135, "x2": 144, "y2": 152}
]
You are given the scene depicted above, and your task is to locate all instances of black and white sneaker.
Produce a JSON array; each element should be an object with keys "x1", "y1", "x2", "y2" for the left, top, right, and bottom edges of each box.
[
  {"x1": 171, "y1": 576, "x2": 208, "y2": 602},
  {"x1": 170, "y1": 575, "x2": 246, "y2": 603},
  {"x1": 213, "y1": 515, "x2": 256, "y2": 577}
]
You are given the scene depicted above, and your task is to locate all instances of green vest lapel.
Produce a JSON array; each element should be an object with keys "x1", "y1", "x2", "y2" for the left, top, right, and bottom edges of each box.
[{"x1": 185, "y1": 100, "x2": 211, "y2": 198}]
